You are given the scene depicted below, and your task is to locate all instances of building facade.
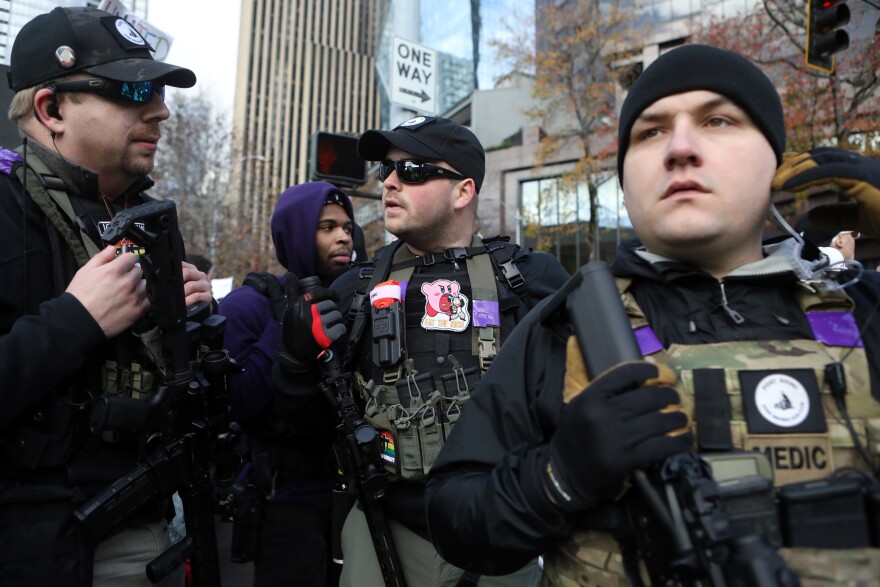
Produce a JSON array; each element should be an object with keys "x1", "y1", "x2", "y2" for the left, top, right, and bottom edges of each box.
[{"x1": 232, "y1": 0, "x2": 384, "y2": 266}]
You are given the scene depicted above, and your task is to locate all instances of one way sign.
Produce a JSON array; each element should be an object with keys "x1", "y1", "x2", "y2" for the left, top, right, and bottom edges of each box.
[{"x1": 391, "y1": 36, "x2": 437, "y2": 115}]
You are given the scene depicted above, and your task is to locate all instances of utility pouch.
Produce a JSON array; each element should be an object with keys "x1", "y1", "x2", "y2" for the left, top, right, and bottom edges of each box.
[
  {"x1": 717, "y1": 475, "x2": 781, "y2": 547},
  {"x1": 702, "y1": 451, "x2": 782, "y2": 547},
  {"x1": 391, "y1": 373, "x2": 442, "y2": 481},
  {"x1": 777, "y1": 475, "x2": 871, "y2": 548},
  {"x1": 394, "y1": 371, "x2": 435, "y2": 409},
  {"x1": 393, "y1": 420, "x2": 421, "y2": 480},
  {"x1": 439, "y1": 365, "x2": 480, "y2": 440},
  {"x1": 229, "y1": 485, "x2": 264, "y2": 564}
]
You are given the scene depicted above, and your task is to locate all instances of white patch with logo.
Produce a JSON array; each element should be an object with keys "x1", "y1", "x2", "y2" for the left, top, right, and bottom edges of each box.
[
  {"x1": 754, "y1": 373, "x2": 810, "y2": 428},
  {"x1": 115, "y1": 19, "x2": 147, "y2": 46},
  {"x1": 399, "y1": 116, "x2": 426, "y2": 127},
  {"x1": 420, "y1": 279, "x2": 469, "y2": 332}
]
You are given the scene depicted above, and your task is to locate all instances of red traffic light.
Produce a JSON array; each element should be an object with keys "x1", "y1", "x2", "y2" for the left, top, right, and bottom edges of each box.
[
  {"x1": 806, "y1": 0, "x2": 850, "y2": 73},
  {"x1": 309, "y1": 132, "x2": 367, "y2": 186}
]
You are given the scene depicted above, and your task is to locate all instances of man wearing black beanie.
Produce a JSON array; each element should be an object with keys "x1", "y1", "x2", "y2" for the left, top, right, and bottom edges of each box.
[{"x1": 425, "y1": 44, "x2": 880, "y2": 586}]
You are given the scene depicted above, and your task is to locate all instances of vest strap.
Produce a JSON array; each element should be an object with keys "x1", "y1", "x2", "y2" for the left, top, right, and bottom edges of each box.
[
  {"x1": 467, "y1": 237, "x2": 500, "y2": 370},
  {"x1": 13, "y1": 150, "x2": 100, "y2": 267}
]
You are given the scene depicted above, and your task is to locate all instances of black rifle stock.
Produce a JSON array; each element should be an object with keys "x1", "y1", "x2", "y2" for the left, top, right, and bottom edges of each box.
[
  {"x1": 300, "y1": 276, "x2": 407, "y2": 587},
  {"x1": 564, "y1": 261, "x2": 798, "y2": 587},
  {"x1": 74, "y1": 200, "x2": 239, "y2": 587}
]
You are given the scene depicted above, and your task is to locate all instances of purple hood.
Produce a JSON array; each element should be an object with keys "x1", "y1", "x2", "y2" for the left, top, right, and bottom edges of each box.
[{"x1": 271, "y1": 181, "x2": 354, "y2": 277}]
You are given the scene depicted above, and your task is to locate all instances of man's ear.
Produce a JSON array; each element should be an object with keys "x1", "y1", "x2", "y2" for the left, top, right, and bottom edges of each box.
[
  {"x1": 33, "y1": 88, "x2": 64, "y2": 137},
  {"x1": 452, "y1": 178, "x2": 477, "y2": 212}
]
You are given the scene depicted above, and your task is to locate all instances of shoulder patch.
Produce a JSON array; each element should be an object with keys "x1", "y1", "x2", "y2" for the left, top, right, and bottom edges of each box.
[{"x1": 0, "y1": 148, "x2": 22, "y2": 176}]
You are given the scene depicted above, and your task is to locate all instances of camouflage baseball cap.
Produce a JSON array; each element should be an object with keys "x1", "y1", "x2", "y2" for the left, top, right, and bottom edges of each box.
[{"x1": 8, "y1": 6, "x2": 196, "y2": 91}]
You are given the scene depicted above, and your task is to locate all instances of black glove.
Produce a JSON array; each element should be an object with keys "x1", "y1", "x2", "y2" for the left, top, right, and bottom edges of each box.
[
  {"x1": 277, "y1": 274, "x2": 346, "y2": 374},
  {"x1": 543, "y1": 361, "x2": 692, "y2": 512},
  {"x1": 772, "y1": 147, "x2": 880, "y2": 238}
]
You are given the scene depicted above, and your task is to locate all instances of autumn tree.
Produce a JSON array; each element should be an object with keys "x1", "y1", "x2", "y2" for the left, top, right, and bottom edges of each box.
[
  {"x1": 152, "y1": 90, "x2": 259, "y2": 281},
  {"x1": 492, "y1": 0, "x2": 641, "y2": 261},
  {"x1": 691, "y1": 0, "x2": 880, "y2": 156}
]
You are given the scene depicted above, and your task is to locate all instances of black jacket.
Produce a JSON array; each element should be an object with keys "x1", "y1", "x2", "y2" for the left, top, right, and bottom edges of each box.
[
  {"x1": 425, "y1": 239, "x2": 880, "y2": 575},
  {"x1": 0, "y1": 142, "x2": 154, "y2": 488}
]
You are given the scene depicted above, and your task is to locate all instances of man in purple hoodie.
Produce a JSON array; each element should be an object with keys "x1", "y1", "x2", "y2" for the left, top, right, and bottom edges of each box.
[{"x1": 219, "y1": 181, "x2": 356, "y2": 587}]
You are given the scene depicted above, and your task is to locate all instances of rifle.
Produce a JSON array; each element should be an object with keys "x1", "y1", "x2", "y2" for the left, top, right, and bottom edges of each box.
[
  {"x1": 300, "y1": 276, "x2": 407, "y2": 587},
  {"x1": 73, "y1": 200, "x2": 240, "y2": 586},
  {"x1": 561, "y1": 261, "x2": 799, "y2": 587}
]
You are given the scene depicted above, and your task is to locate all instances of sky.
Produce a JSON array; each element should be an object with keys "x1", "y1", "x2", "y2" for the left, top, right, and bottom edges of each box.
[{"x1": 146, "y1": 0, "x2": 241, "y2": 119}]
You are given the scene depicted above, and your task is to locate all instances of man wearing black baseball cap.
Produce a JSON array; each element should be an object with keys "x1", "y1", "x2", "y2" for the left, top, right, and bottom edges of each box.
[
  {"x1": 0, "y1": 7, "x2": 209, "y2": 587},
  {"x1": 272, "y1": 116, "x2": 568, "y2": 586}
]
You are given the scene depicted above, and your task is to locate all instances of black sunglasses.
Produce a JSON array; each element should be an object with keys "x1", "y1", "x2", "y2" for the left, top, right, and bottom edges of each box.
[
  {"x1": 49, "y1": 78, "x2": 165, "y2": 104},
  {"x1": 378, "y1": 159, "x2": 467, "y2": 184}
]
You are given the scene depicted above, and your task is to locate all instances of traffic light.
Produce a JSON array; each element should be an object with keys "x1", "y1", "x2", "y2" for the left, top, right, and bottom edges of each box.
[
  {"x1": 309, "y1": 131, "x2": 367, "y2": 186},
  {"x1": 806, "y1": 0, "x2": 850, "y2": 73}
]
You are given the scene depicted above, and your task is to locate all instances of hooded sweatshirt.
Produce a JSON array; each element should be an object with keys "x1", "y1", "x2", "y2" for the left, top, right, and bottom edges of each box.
[{"x1": 220, "y1": 182, "x2": 353, "y2": 425}]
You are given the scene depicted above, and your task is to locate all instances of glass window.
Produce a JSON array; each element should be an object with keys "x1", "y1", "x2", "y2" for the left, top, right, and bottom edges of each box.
[{"x1": 519, "y1": 175, "x2": 633, "y2": 272}]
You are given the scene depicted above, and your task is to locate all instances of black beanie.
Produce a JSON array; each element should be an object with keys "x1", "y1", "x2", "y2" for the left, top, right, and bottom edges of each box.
[{"x1": 617, "y1": 44, "x2": 785, "y2": 184}]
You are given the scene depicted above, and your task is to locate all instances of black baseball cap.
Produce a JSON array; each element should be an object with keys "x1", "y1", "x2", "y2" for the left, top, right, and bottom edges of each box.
[
  {"x1": 8, "y1": 6, "x2": 196, "y2": 92},
  {"x1": 358, "y1": 116, "x2": 486, "y2": 193}
]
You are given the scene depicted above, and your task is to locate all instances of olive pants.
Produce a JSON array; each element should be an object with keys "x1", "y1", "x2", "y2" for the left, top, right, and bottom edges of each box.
[
  {"x1": 339, "y1": 504, "x2": 540, "y2": 587},
  {"x1": 93, "y1": 520, "x2": 184, "y2": 587}
]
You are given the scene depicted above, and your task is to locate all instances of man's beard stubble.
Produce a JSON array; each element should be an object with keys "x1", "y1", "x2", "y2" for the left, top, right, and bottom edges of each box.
[{"x1": 316, "y1": 260, "x2": 348, "y2": 287}]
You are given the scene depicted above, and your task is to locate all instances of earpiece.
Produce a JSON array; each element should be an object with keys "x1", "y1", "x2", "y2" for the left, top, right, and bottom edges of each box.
[{"x1": 47, "y1": 103, "x2": 60, "y2": 119}]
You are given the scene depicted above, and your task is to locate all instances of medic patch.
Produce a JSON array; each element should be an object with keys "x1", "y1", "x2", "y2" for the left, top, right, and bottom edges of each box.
[
  {"x1": 741, "y1": 369, "x2": 827, "y2": 434},
  {"x1": 744, "y1": 434, "x2": 833, "y2": 485},
  {"x1": 420, "y1": 279, "x2": 469, "y2": 332}
]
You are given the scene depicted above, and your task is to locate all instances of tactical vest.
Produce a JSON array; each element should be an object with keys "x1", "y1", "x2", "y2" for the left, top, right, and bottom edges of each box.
[
  {"x1": 543, "y1": 277, "x2": 880, "y2": 587},
  {"x1": 348, "y1": 236, "x2": 526, "y2": 482},
  {"x1": 2, "y1": 148, "x2": 158, "y2": 471}
]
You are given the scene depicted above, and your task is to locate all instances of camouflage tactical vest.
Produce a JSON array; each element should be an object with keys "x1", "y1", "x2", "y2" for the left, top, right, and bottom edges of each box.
[{"x1": 542, "y1": 278, "x2": 880, "y2": 587}]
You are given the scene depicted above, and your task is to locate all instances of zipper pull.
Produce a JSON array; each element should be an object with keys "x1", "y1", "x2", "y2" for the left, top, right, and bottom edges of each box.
[{"x1": 718, "y1": 280, "x2": 745, "y2": 325}]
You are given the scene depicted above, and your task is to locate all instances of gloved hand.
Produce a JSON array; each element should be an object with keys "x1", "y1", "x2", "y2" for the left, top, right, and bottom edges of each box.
[
  {"x1": 772, "y1": 147, "x2": 880, "y2": 238},
  {"x1": 543, "y1": 361, "x2": 692, "y2": 512},
  {"x1": 277, "y1": 273, "x2": 346, "y2": 374}
]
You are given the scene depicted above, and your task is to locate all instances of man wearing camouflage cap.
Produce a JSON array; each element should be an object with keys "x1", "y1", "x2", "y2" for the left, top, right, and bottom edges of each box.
[{"x1": 0, "y1": 7, "x2": 209, "y2": 586}]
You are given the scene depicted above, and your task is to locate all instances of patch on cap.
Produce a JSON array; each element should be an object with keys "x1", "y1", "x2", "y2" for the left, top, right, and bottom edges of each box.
[
  {"x1": 397, "y1": 116, "x2": 429, "y2": 129},
  {"x1": 55, "y1": 46, "x2": 76, "y2": 69},
  {"x1": 101, "y1": 16, "x2": 152, "y2": 51},
  {"x1": 324, "y1": 192, "x2": 344, "y2": 207}
]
